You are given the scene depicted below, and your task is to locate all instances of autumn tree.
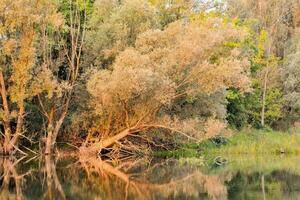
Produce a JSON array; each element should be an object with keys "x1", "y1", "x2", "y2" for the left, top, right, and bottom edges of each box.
[
  {"x1": 78, "y1": 16, "x2": 250, "y2": 155},
  {"x1": 226, "y1": 0, "x2": 296, "y2": 57},
  {"x1": 30, "y1": 0, "x2": 89, "y2": 154},
  {"x1": 0, "y1": 0, "x2": 62, "y2": 155},
  {"x1": 223, "y1": 0, "x2": 298, "y2": 128},
  {"x1": 84, "y1": 0, "x2": 157, "y2": 69}
]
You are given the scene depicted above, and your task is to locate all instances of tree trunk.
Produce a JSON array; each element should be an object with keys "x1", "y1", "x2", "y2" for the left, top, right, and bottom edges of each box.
[
  {"x1": 51, "y1": 111, "x2": 67, "y2": 147},
  {"x1": 10, "y1": 104, "x2": 25, "y2": 148},
  {"x1": 3, "y1": 128, "x2": 12, "y2": 155},
  {"x1": 0, "y1": 71, "x2": 12, "y2": 154},
  {"x1": 45, "y1": 124, "x2": 54, "y2": 155},
  {"x1": 80, "y1": 128, "x2": 132, "y2": 155},
  {"x1": 44, "y1": 109, "x2": 67, "y2": 154},
  {"x1": 261, "y1": 68, "x2": 269, "y2": 127},
  {"x1": 0, "y1": 71, "x2": 25, "y2": 155},
  {"x1": 261, "y1": 175, "x2": 266, "y2": 200}
]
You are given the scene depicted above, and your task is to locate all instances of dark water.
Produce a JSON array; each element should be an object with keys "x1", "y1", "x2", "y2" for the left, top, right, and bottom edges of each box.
[{"x1": 1, "y1": 155, "x2": 300, "y2": 200}]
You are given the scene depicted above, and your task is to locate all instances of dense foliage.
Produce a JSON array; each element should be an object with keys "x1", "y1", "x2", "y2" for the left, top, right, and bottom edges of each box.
[{"x1": 0, "y1": 0, "x2": 300, "y2": 155}]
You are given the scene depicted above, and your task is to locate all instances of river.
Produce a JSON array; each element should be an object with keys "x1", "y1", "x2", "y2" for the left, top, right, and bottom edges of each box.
[{"x1": 1, "y1": 154, "x2": 300, "y2": 200}]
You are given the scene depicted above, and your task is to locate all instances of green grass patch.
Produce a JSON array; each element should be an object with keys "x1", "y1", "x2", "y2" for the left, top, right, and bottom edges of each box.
[
  {"x1": 154, "y1": 144, "x2": 200, "y2": 158},
  {"x1": 206, "y1": 130, "x2": 300, "y2": 155},
  {"x1": 155, "y1": 129, "x2": 300, "y2": 158}
]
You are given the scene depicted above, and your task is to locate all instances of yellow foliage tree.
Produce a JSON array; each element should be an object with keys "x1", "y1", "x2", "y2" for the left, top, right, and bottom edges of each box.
[
  {"x1": 80, "y1": 17, "x2": 250, "y2": 154},
  {"x1": 0, "y1": 0, "x2": 61, "y2": 155}
]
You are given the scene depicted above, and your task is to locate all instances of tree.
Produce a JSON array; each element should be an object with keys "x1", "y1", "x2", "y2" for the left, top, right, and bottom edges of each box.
[
  {"x1": 79, "y1": 16, "x2": 250, "y2": 154},
  {"x1": 224, "y1": 0, "x2": 292, "y2": 128},
  {"x1": 30, "y1": 0, "x2": 89, "y2": 154},
  {"x1": 226, "y1": 0, "x2": 297, "y2": 57},
  {"x1": 0, "y1": 0, "x2": 61, "y2": 155},
  {"x1": 84, "y1": 0, "x2": 157, "y2": 69},
  {"x1": 283, "y1": 33, "x2": 300, "y2": 123}
]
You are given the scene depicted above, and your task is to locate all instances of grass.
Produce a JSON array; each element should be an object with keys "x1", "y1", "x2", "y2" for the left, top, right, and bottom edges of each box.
[
  {"x1": 154, "y1": 143, "x2": 201, "y2": 158},
  {"x1": 205, "y1": 129, "x2": 300, "y2": 155},
  {"x1": 154, "y1": 129, "x2": 300, "y2": 158}
]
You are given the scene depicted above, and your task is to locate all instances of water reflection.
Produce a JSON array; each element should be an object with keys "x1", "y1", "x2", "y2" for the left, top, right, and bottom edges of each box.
[
  {"x1": 0, "y1": 158, "x2": 25, "y2": 200},
  {"x1": 1, "y1": 155, "x2": 300, "y2": 200},
  {"x1": 78, "y1": 157, "x2": 228, "y2": 200},
  {"x1": 44, "y1": 156, "x2": 66, "y2": 200}
]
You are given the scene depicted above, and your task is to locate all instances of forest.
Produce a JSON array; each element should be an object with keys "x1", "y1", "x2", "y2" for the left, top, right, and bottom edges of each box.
[
  {"x1": 1, "y1": 0, "x2": 300, "y2": 158},
  {"x1": 3, "y1": 1, "x2": 300, "y2": 200}
]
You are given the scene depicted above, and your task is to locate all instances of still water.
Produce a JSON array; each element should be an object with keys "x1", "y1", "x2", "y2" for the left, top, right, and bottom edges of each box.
[{"x1": 1, "y1": 154, "x2": 300, "y2": 200}]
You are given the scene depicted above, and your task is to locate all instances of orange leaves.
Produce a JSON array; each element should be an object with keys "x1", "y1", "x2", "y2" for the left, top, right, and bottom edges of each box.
[{"x1": 2, "y1": 39, "x2": 16, "y2": 56}]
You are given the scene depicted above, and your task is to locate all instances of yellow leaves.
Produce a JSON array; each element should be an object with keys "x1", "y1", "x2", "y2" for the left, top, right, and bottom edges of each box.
[
  {"x1": 2, "y1": 39, "x2": 16, "y2": 56},
  {"x1": 156, "y1": 116, "x2": 227, "y2": 141},
  {"x1": 9, "y1": 110, "x2": 18, "y2": 120},
  {"x1": 29, "y1": 66, "x2": 71, "y2": 99},
  {"x1": 86, "y1": 0, "x2": 157, "y2": 67},
  {"x1": 8, "y1": 27, "x2": 36, "y2": 104},
  {"x1": 0, "y1": 0, "x2": 63, "y2": 105},
  {"x1": 47, "y1": 13, "x2": 65, "y2": 28},
  {"x1": 0, "y1": 109, "x2": 18, "y2": 121},
  {"x1": 135, "y1": 19, "x2": 250, "y2": 95},
  {"x1": 204, "y1": 118, "x2": 226, "y2": 138}
]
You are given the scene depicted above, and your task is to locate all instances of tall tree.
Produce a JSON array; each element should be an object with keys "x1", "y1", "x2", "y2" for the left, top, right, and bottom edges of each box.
[
  {"x1": 79, "y1": 17, "x2": 250, "y2": 154},
  {"x1": 31, "y1": 0, "x2": 89, "y2": 154},
  {"x1": 225, "y1": 0, "x2": 295, "y2": 127},
  {"x1": 0, "y1": 0, "x2": 61, "y2": 155},
  {"x1": 84, "y1": 0, "x2": 157, "y2": 69}
]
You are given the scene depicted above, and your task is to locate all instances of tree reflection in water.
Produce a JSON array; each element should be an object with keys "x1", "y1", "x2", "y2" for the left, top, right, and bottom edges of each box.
[
  {"x1": 43, "y1": 156, "x2": 66, "y2": 200},
  {"x1": 0, "y1": 155, "x2": 229, "y2": 200},
  {"x1": 3, "y1": 155, "x2": 300, "y2": 200},
  {"x1": 0, "y1": 157, "x2": 28, "y2": 200},
  {"x1": 77, "y1": 156, "x2": 228, "y2": 200}
]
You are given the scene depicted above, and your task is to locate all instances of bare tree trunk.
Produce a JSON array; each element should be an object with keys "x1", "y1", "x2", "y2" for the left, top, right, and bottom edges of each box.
[
  {"x1": 80, "y1": 123, "x2": 196, "y2": 155},
  {"x1": 261, "y1": 68, "x2": 269, "y2": 127},
  {"x1": 261, "y1": 175, "x2": 266, "y2": 200},
  {"x1": 45, "y1": 123, "x2": 54, "y2": 155},
  {"x1": 40, "y1": 0, "x2": 86, "y2": 155},
  {"x1": 44, "y1": 105, "x2": 68, "y2": 154},
  {"x1": 44, "y1": 119, "x2": 65, "y2": 155},
  {"x1": 80, "y1": 128, "x2": 132, "y2": 155},
  {"x1": 0, "y1": 71, "x2": 26, "y2": 155},
  {"x1": 52, "y1": 110, "x2": 67, "y2": 147},
  {"x1": 10, "y1": 104, "x2": 25, "y2": 148},
  {"x1": 0, "y1": 71, "x2": 12, "y2": 154}
]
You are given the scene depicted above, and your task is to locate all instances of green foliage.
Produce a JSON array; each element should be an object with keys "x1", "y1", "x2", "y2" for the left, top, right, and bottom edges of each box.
[
  {"x1": 84, "y1": 0, "x2": 158, "y2": 68},
  {"x1": 282, "y1": 40, "x2": 300, "y2": 123},
  {"x1": 149, "y1": 0, "x2": 194, "y2": 28},
  {"x1": 226, "y1": 25, "x2": 284, "y2": 129}
]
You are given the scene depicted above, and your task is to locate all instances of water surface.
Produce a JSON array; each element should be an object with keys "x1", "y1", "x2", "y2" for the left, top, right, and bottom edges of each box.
[{"x1": 1, "y1": 155, "x2": 300, "y2": 200}]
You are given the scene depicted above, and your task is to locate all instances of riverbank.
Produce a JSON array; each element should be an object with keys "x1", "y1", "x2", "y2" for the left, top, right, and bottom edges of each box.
[{"x1": 155, "y1": 129, "x2": 300, "y2": 158}]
